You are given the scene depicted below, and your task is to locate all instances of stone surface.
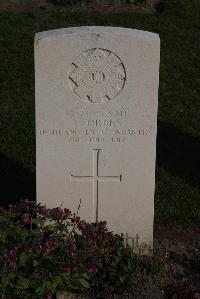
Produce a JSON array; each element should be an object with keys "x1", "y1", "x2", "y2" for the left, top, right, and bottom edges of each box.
[{"x1": 35, "y1": 27, "x2": 160, "y2": 252}]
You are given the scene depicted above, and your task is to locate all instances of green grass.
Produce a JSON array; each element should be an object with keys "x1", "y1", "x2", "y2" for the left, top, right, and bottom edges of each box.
[{"x1": 0, "y1": 0, "x2": 200, "y2": 227}]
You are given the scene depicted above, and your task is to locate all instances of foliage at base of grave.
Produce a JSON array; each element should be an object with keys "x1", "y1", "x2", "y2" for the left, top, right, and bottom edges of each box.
[{"x1": 0, "y1": 200, "x2": 140, "y2": 299}]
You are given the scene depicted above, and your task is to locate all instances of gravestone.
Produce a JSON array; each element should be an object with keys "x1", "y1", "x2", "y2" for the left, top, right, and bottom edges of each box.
[{"x1": 35, "y1": 27, "x2": 160, "y2": 252}]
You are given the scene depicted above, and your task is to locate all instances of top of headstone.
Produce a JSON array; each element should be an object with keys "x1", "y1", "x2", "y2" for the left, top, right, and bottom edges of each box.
[{"x1": 35, "y1": 26, "x2": 160, "y2": 43}]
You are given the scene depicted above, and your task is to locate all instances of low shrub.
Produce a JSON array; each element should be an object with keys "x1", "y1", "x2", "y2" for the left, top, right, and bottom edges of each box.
[
  {"x1": 50, "y1": 0, "x2": 87, "y2": 6},
  {"x1": 50, "y1": 0, "x2": 147, "y2": 7},
  {"x1": 127, "y1": 0, "x2": 146, "y2": 4},
  {"x1": 0, "y1": 200, "x2": 140, "y2": 298}
]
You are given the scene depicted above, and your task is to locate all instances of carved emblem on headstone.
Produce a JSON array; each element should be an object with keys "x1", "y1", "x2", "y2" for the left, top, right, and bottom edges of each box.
[{"x1": 69, "y1": 48, "x2": 126, "y2": 103}]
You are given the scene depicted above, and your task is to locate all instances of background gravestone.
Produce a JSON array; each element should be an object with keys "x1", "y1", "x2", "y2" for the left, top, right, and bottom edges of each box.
[{"x1": 35, "y1": 27, "x2": 160, "y2": 251}]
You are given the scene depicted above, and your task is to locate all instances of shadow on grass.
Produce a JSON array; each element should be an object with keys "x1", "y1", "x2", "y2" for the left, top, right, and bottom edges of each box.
[
  {"x1": 157, "y1": 121, "x2": 200, "y2": 188},
  {"x1": 0, "y1": 153, "x2": 35, "y2": 207},
  {"x1": 155, "y1": 0, "x2": 166, "y2": 13}
]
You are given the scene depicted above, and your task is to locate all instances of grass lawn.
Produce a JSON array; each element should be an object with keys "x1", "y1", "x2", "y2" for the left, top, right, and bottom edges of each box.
[{"x1": 0, "y1": 0, "x2": 199, "y2": 227}]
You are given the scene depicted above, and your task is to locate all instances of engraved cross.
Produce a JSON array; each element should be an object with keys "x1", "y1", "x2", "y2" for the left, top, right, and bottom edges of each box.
[{"x1": 70, "y1": 149, "x2": 122, "y2": 222}]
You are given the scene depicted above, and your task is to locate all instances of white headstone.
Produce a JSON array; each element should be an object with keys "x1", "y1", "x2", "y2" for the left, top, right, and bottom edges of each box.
[{"x1": 35, "y1": 27, "x2": 160, "y2": 252}]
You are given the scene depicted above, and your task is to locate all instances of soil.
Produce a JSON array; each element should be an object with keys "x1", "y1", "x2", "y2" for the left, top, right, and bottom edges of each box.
[
  {"x1": 73, "y1": 226, "x2": 200, "y2": 298},
  {"x1": 121, "y1": 226, "x2": 200, "y2": 298},
  {"x1": 0, "y1": 0, "x2": 159, "y2": 13},
  {"x1": 143, "y1": 226, "x2": 200, "y2": 299}
]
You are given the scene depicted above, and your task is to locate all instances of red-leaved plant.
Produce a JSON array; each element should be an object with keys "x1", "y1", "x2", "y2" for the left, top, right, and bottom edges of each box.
[{"x1": 0, "y1": 200, "x2": 139, "y2": 299}]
